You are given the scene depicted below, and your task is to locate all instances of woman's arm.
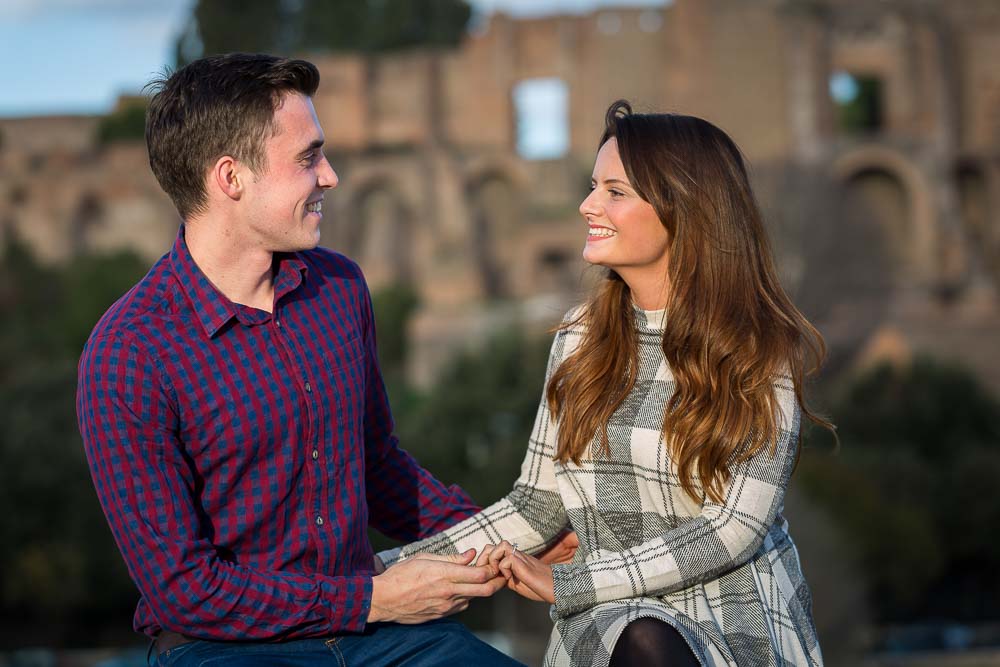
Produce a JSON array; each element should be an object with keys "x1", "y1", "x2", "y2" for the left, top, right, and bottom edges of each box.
[{"x1": 547, "y1": 376, "x2": 801, "y2": 618}]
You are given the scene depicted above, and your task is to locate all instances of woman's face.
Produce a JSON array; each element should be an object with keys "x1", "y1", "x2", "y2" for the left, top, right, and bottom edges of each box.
[{"x1": 579, "y1": 138, "x2": 670, "y2": 287}]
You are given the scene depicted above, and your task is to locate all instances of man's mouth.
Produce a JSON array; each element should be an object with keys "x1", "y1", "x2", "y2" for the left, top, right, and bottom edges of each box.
[{"x1": 305, "y1": 200, "x2": 323, "y2": 214}]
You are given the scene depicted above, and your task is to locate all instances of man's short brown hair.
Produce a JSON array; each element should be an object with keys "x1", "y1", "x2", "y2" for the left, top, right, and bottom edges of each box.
[{"x1": 145, "y1": 53, "x2": 320, "y2": 220}]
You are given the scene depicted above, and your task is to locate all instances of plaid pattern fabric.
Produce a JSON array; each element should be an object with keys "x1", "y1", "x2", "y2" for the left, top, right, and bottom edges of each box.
[
  {"x1": 383, "y1": 307, "x2": 823, "y2": 667},
  {"x1": 76, "y1": 227, "x2": 478, "y2": 639}
]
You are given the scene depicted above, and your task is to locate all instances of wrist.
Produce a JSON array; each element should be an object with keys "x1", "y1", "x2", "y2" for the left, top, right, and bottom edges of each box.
[{"x1": 367, "y1": 574, "x2": 390, "y2": 623}]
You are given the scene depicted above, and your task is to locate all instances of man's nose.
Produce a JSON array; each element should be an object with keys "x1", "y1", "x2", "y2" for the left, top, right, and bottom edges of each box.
[{"x1": 318, "y1": 156, "x2": 338, "y2": 189}]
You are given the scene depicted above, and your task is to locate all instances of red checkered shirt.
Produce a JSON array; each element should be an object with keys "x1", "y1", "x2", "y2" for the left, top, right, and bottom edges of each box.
[{"x1": 76, "y1": 227, "x2": 478, "y2": 639}]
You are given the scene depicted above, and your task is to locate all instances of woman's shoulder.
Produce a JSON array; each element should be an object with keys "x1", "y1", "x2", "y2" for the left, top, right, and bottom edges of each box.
[{"x1": 558, "y1": 303, "x2": 588, "y2": 329}]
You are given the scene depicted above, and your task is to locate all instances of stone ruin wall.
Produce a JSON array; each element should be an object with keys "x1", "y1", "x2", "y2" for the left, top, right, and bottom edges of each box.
[{"x1": 2, "y1": 0, "x2": 999, "y2": 388}]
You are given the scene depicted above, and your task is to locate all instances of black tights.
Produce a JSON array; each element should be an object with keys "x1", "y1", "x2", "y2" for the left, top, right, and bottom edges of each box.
[{"x1": 609, "y1": 618, "x2": 700, "y2": 667}]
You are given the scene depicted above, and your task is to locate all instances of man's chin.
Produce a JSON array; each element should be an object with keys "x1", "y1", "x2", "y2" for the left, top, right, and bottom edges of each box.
[{"x1": 275, "y1": 234, "x2": 321, "y2": 254}]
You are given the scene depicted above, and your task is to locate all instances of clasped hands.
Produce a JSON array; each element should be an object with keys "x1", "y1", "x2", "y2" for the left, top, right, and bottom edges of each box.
[
  {"x1": 369, "y1": 532, "x2": 578, "y2": 625},
  {"x1": 473, "y1": 539, "x2": 556, "y2": 604}
]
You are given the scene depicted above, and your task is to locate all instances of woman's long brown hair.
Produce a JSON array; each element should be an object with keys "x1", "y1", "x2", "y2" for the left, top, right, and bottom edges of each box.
[{"x1": 547, "y1": 100, "x2": 834, "y2": 504}]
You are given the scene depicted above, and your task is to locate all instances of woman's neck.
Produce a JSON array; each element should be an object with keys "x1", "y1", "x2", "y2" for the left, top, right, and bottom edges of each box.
[{"x1": 620, "y1": 269, "x2": 670, "y2": 311}]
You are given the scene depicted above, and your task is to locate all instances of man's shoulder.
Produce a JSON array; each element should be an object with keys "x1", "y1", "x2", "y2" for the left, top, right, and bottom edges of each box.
[
  {"x1": 298, "y1": 246, "x2": 369, "y2": 295},
  {"x1": 84, "y1": 254, "x2": 177, "y2": 352}
]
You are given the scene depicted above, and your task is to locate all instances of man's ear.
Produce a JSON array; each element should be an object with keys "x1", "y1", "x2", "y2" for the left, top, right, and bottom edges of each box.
[{"x1": 210, "y1": 155, "x2": 244, "y2": 201}]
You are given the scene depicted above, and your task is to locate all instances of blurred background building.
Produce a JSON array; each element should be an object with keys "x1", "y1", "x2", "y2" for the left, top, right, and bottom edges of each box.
[{"x1": 1, "y1": 1, "x2": 999, "y2": 665}]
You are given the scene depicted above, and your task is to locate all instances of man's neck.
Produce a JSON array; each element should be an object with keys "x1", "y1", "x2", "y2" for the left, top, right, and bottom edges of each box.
[{"x1": 184, "y1": 216, "x2": 276, "y2": 313}]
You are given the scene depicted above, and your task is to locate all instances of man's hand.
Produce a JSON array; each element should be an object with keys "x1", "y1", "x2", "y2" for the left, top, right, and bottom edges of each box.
[
  {"x1": 536, "y1": 530, "x2": 579, "y2": 565},
  {"x1": 369, "y1": 549, "x2": 505, "y2": 624}
]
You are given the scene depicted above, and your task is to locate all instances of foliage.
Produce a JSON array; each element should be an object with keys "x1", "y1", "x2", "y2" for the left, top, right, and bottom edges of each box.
[
  {"x1": 95, "y1": 103, "x2": 147, "y2": 146},
  {"x1": 797, "y1": 358, "x2": 1000, "y2": 623},
  {"x1": 175, "y1": 0, "x2": 473, "y2": 65},
  {"x1": 7, "y1": 228, "x2": 1000, "y2": 644},
  {"x1": 393, "y1": 329, "x2": 553, "y2": 507},
  {"x1": 371, "y1": 283, "x2": 420, "y2": 391},
  {"x1": 0, "y1": 239, "x2": 148, "y2": 644}
]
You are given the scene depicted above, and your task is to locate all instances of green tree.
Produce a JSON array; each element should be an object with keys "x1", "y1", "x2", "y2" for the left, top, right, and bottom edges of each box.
[
  {"x1": 0, "y1": 239, "x2": 148, "y2": 645},
  {"x1": 175, "y1": 0, "x2": 472, "y2": 65},
  {"x1": 371, "y1": 283, "x2": 420, "y2": 393},
  {"x1": 798, "y1": 358, "x2": 1000, "y2": 624},
  {"x1": 95, "y1": 101, "x2": 147, "y2": 146},
  {"x1": 394, "y1": 329, "x2": 553, "y2": 506},
  {"x1": 174, "y1": 0, "x2": 287, "y2": 65}
]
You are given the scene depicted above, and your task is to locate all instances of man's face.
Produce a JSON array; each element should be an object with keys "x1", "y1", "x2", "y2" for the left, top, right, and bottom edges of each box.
[{"x1": 241, "y1": 92, "x2": 338, "y2": 252}]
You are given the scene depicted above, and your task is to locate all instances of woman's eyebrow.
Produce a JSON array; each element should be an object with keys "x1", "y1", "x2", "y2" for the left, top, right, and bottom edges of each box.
[{"x1": 591, "y1": 177, "x2": 631, "y2": 187}]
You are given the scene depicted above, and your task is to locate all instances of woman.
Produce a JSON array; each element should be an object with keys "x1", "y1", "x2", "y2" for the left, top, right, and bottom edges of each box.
[{"x1": 379, "y1": 100, "x2": 832, "y2": 667}]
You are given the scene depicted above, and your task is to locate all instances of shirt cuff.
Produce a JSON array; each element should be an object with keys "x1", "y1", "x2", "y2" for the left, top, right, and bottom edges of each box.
[
  {"x1": 376, "y1": 546, "x2": 403, "y2": 569},
  {"x1": 320, "y1": 574, "x2": 373, "y2": 633}
]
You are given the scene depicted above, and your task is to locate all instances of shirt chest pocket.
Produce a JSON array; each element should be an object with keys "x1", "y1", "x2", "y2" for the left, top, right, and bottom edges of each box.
[{"x1": 313, "y1": 334, "x2": 367, "y2": 429}]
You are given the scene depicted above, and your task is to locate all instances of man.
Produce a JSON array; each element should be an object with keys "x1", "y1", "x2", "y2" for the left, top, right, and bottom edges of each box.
[{"x1": 77, "y1": 53, "x2": 571, "y2": 665}]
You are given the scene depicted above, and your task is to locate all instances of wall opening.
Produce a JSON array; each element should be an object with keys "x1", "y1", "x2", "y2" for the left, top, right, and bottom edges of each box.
[
  {"x1": 468, "y1": 175, "x2": 517, "y2": 299},
  {"x1": 349, "y1": 185, "x2": 412, "y2": 288},
  {"x1": 844, "y1": 168, "x2": 910, "y2": 281},
  {"x1": 830, "y1": 71, "x2": 884, "y2": 135},
  {"x1": 512, "y1": 78, "x2": 569, "y2": 161}
]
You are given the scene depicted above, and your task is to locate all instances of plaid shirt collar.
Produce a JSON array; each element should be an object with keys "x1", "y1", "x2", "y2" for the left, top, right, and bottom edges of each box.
[{"x1": 169, "y1": 225, "x2": 308, "y2": 338}]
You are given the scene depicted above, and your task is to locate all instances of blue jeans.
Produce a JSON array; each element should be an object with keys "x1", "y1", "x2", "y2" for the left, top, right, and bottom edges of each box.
[{"x1": 153, "y1": 620, "x2": 526, "y2": 667}]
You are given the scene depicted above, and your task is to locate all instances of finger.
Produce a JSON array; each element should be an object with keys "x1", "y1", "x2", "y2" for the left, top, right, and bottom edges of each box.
[
  {"x1": 488, "y1": 540, "x2": 514, "y2": 568},
  {"x1": 475, "y1": 545, "x2": 496, "y2": 568},
  {"x1": 452, "y1": 578, "x2": 507, "y2": 598},
  {"x1": 418, "y1": 549, "x2": 476, "y2": 565},
  {"x1": 438, "y1": 562, "x2": 500, "y2": 584}
]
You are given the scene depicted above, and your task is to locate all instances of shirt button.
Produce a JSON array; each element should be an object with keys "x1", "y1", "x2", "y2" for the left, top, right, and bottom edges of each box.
[
  {"x1": 312, "y1": 449, "x2": 319, "y2": 460},
  {"x1": 316, "y1": 516, "x2": 324, "y2": 526},
  {"x1": 304, "y1": 382, "x2": 312, "y2": 393},
  {"x1": 275, "y1": 320, "x2": 281, "y2": 328}
]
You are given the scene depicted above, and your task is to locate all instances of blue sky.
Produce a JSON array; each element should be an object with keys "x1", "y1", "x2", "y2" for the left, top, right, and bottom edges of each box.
[{"x1": 0, "y1": 0, "x2": 667, "y2": 118}]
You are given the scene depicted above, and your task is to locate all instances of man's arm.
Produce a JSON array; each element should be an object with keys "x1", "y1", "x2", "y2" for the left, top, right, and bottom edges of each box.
[{"x1": 78, "y1": 331, "x2": 372, "y2": 639}]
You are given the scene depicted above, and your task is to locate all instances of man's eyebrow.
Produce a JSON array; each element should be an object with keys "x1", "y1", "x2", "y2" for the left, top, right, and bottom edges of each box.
[{"x1": 296, "y1": 139, "x2": 324, "y2": 158}]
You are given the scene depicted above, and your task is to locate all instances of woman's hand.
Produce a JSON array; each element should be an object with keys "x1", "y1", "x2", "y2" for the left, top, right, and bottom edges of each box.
[
  {"x1": 536, "y1": 530, "x2": 579, "y2": 565},
  {"x1": 477, "y1": 540, "x2": 555, "y2": 604}
]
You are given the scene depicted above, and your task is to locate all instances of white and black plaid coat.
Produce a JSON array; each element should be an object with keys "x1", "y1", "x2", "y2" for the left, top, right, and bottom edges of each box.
[{"x1": 381, "y1": 307, "x2": 824, "y2": 667}]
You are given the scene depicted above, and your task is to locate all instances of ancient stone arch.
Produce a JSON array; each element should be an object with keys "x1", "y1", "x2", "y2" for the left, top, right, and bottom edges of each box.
[
  {"x1": 464, "y1": 165, "x2": 521, "y2": 299},
  {"x1": 832, "y1": 146, "x2": 933, "y2": 284},
  {"x1": 956, "y1": 160, "x2": 999, "y2": 288},
  {"x1": 347, "y1": 178, "x2": 414, "y2": 288},
  {"x1": 70, "y1": 190, "x2": 103, "y2": 256}
]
